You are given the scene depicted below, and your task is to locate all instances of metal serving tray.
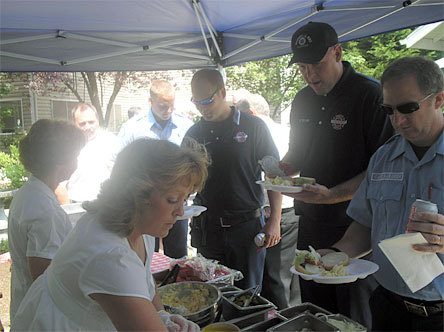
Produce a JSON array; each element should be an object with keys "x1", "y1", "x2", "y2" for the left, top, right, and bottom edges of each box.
[
  {"x1": 266, "y1": 313, "x2": 339, "y2": 332},
  {"x1": 222, "y1": 290, "x2": 276, "y2": 321},
  {"x1": 278, "y1": 302, "x2": 332, "y2": 319},
  {"x1": 224, "y1": 309, "x2": 273, "y2": 329},
  {"x1": 242, "y1": 316, "x2": 286, "y2": 331}
]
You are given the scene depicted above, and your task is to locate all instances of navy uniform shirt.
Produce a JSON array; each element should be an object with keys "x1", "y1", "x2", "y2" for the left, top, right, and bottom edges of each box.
[
  {"x1": 185, "y1": 107, "x2": 279, "y2": 213},
  {"x1": 288, "y1": 61, "x2": 393, "y2": 235}
]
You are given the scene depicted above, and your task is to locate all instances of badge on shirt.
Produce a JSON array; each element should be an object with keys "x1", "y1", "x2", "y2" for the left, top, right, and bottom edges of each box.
[
  {"x1": 371, "y1": 172, "x2": 404, "y2": 181},
  {"x1": 233, "y1": 131, "x2": 248, "y2": 143},
  {"x1": 330, "y1": 114, "x2": 348, "y2": 130}
]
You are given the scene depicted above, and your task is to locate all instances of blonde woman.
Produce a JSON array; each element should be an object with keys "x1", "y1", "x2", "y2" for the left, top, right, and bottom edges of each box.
[{"x1": 13, "y1": 139, "x2": 209, "y2": 331}]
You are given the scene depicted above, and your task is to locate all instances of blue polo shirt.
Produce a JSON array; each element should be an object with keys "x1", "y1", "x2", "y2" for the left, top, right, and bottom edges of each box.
[
  {"x1": 347, "y1": 131, "x2": 444, "y2": 301},
  {"x1": 117, "y1": 109, "x2": 193, "y2": 148}
]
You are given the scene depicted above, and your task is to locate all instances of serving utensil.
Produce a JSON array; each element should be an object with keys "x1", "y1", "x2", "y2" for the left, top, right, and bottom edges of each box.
[{"x1": 243, "y1": 284, "x2": 261, "y2": 307}]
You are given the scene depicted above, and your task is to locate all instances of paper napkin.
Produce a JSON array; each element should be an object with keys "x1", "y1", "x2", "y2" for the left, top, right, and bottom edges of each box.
[{"x1": 378, "y1": 233, "x2": 444, "y2": 293}]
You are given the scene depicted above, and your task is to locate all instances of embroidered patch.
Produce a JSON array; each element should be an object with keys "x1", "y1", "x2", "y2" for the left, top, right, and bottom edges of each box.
[
  {"x1": 330, "y1": 114, "x2": 348, "y2": 130},
  {"x1": 233, "y1": 131, "x2": 248, "y2": 143},
  {"x1": 371, "y1": 172, "x2": 404, "y2": 181},
  {"x1": 294, "y1": 34, "x2": 312, "y2": 49}
]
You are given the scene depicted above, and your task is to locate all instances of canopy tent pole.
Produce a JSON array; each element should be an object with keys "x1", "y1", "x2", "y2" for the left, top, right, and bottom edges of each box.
[
  {"x1": 0, "y1": 33, "x2": 55, "y2": 45},
  {"x1": 221, "y1": 10, "x2": 319, "y2": 61},
  {"x1": 337, "y1": 0, "x2": 418, "y2": 39},
  {"x1": 194, "y1": 1, "x2": 222, "y2": 59},
  {"x1": 192, "y1": 0, "x2": 213, "y2": 58},
  {"x1": 0, "y1": 51, "x2": 61, "y2": 65}
]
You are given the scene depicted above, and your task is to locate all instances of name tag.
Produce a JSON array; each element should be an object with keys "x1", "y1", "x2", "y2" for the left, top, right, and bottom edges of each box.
[
  {"x1": 371, "y1": 172, "x2": 403, "y2": 181},
  {"x1": 298, "y1": 118, "x2": 310, "y2": 124}
]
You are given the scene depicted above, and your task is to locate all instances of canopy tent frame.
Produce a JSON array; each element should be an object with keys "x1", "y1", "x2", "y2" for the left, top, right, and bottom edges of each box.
[{"x1": 1, "y1": 0, "x2": 443, "y2": 72}]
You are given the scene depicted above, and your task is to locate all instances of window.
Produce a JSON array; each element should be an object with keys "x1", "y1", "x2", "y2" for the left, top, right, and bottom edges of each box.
[
  {"x1": 0, "y1": 99, "x2": 23, "y2": 133},
  {"x1": 51, "y1": 100, "x2": 78, "y2": 121}
]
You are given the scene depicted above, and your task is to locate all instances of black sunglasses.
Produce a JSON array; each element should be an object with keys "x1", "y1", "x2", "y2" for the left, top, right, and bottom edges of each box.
[{"x1": 380, "y1": 93, "x2": 434, "y2": 115}]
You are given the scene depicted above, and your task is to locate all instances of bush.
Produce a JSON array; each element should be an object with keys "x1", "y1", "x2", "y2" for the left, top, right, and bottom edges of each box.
[{"x1": 0, "y1": 239, "x2": 8, "y2": 254}]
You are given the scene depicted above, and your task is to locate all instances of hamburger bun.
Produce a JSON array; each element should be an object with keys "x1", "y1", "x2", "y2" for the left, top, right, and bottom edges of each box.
[
  {"x1": 321, "y1": 252, "x2": 349, "y2": 271},
  {"x1": 295, "y1": 263, "x2": 323, "y2": 275}
]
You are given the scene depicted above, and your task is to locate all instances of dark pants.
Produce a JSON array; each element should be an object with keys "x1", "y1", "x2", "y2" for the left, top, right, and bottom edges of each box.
[
  {"x1": 195, "y1": 213, "x2": 265, "y2": 290},
  {"x1": 155, "y1": 219, "x2": 188, "y2": 259},
  {"x1": 297, "y1": 215, "x2": 375, "y2": 329},
  {"x1": 370, "y1": 286, "x2": 444, "y2": 331},
  {"x1": 261, "y1": 208, "x2": 301, "y2": 309}
]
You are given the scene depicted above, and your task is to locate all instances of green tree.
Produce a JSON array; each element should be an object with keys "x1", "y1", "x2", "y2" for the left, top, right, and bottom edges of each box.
[{"x1": 225, "y1": 56, "x2": 304, "y2": 120}]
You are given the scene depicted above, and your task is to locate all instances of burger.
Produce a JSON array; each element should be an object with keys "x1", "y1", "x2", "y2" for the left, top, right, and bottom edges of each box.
[{"x1": 294, "y1": 246, "x2": 350, "y2": 275}]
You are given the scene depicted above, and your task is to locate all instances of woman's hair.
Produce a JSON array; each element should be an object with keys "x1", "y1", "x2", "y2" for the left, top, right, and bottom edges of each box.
[
  {"x1": 19, "y1": 119, "x2": 86, "y2": 178},
  {"x1": 89, "y1": 138, "x2": 210, "y2": 237}
]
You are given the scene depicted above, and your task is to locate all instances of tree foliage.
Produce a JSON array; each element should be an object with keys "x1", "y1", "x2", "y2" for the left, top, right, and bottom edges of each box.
[
  {"x1": 28, "y1": 71, "x2": 172, "y2": 127},
  {"x1": 226, "y1": 28, "x2": 441, "y2": 120}
]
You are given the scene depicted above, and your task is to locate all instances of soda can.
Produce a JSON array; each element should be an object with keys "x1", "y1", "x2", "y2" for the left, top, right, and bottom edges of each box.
[
  {"x1": 409, "y1": 199, "x2": 438, "y2": 221},
  {"x1": 254, "y1": 232, "x2": 266, "y2": 247}
]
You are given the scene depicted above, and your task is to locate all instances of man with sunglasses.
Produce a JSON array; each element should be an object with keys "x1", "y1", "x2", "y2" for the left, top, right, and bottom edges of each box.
[
  {"x1": 117, "y1": 80, "x2": 193, "y2": 259},
  {"x1": 281, "y1": 22, "x2": 393, "y2": 326},
  {"x1": 329, "y1": 56, "x2": 444, "y2": 331},
  {"x1": 184, "y1": 69, "x2": 282, "y2": 290}
]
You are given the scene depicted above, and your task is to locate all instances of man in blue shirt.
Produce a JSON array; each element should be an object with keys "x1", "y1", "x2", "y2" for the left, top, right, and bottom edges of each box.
[
  {"x1": 330, "y1": 56, "x2": 444, "y2": 331},
  {"x1": 117, "y1": 80, "x2": 193, "y2": 258}
]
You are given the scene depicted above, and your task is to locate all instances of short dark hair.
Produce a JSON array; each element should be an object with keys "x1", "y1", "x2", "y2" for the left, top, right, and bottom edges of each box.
[
  {"x1": 191, "y1": 69, "x2": 225, "y2": 90},
  {"x1": 19, "y1": 119, "x2": 85, "y2": 178},
  {"x1": 381, "y1": 56, "x2": 443, "y2": 95}
]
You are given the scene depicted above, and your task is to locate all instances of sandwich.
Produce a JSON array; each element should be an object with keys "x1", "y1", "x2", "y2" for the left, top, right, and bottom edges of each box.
[
  {"x1": 294, "y1": 247, "x2": 350, "y2": 276},
  {"x1": 265, "y1": 176, "x2": 316, "y2": 187},
  {"x1": 293, "y1": 246, "x2": 322, "y2": 274}
]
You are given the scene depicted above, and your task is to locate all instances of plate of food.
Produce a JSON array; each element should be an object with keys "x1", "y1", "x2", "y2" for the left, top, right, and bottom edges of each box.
[
  {"x1": 290, "y1": 246, "x2": 379, "y2": 284},
  {"x1": 179, "y1": 205, "x2": 207, "y2": 220},
  {"x1": 256, "y1": 176, "x2": 315, "y2": 193}
]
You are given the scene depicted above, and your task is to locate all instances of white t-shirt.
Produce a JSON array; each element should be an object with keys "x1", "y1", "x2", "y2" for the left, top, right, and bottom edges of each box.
[
  {"x1": 67, "y1": 130, "x2": 117, "y2": 202},
  {"x1": 12, "y1": 212, "x2": 156, "y2": 331},
  {"x1": 8, "y1": 176, "x2": 72, "y2": 321}
]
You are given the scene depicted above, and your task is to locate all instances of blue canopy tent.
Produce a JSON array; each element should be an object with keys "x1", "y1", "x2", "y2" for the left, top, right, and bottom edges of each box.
[{"x1": 0, "y1": 0, "x2": 443, "y2": 72}]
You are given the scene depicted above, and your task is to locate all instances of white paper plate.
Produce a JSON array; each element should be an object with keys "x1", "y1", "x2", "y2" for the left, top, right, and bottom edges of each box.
[
  {"x1": 290, "y1": 259, "x2": 379, "y2": 284},
  {"x1": 256, "y1": 180, "x2": 303, "y2": 193},
  {"x1": 179, "y1": 205, "x2": 207, "y2": 220}
]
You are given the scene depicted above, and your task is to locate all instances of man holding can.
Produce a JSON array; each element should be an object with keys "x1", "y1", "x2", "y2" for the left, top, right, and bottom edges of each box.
[{"x1": 329, "y1": 56, "x2": 444, "y2": 331}]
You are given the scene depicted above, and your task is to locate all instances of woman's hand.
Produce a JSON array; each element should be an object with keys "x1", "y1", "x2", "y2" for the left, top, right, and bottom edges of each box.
[{"x1": 159, "y1": 310, "x2": 200, "y2": 332}]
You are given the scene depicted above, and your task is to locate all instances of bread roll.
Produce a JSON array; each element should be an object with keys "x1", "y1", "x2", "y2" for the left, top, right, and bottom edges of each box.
[{"x1": 321, "y1": 252, "x2": 349, "y2": 271}]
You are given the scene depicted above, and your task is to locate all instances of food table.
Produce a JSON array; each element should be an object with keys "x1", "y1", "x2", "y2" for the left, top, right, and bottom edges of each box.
[{"x1": 153, "y1": 253, "x2": 366, "y2": 331}]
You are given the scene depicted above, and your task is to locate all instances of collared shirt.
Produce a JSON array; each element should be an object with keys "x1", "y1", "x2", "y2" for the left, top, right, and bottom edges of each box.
[
  {"x1": 347, "y1": 131, "x2": 444, "y2": 301},
  {"x1": 67, "y1": 130, "x2": 117, "y2": 202},
  {"x1": 288, "y1": 61, "x2": 393, "y2": 230},
  {"x1": 185, "y1": 107, "x2": 279, "y2": 213},
  {"x1": 8, "y1": 176, "x2": 72, "y2": 320},
  {"x1": 117, "y1": 109, "x2": 193, "y2": 150}
]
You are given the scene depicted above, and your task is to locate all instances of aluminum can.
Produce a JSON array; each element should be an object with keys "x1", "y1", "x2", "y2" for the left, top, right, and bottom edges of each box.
[
  {"x1": 254, "y1": 232, "x2": 266, "y2": 247},
  {"x1": 409, "y1": 199, "x2": 438, "y2": 221}
]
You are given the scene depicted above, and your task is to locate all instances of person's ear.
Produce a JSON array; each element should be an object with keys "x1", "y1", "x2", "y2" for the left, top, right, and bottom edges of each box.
[
  {"x1": 220, "y1": 87, "x2": 227, "y2": 99},
  {"x1": 433, "y1": 91, "x2": 444, "y2": 111},
  {"x1": 334, "y1": 45, "x2": 342, "y2": 62}
]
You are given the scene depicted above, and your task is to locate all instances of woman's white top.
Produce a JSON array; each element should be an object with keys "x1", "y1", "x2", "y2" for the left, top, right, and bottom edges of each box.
[
  {"x1": 8, "y1": 176, "x2": 72, "y2": 321},
  {"x1": 12, "y1": 212, "x2": 156, "y2": 331}
]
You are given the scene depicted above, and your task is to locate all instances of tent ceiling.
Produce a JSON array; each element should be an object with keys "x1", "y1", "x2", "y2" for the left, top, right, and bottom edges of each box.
[{"x1": 1, "y1": 0, "x2": 443, "y2": 72}]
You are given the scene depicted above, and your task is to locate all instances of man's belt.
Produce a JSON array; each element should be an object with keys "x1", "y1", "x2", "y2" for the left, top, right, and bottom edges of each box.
[
  {"x1": 382, "y1": 287, "x2": 444, "y2": 317},
  {"x1": 208, "y1": 208, "x2": 261, "y2": 228}
]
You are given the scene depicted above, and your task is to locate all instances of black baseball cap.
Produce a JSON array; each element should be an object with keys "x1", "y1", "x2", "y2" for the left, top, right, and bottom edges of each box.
[{"x1": 288, "y1": 22, "x2": 338, "y2": 66}]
